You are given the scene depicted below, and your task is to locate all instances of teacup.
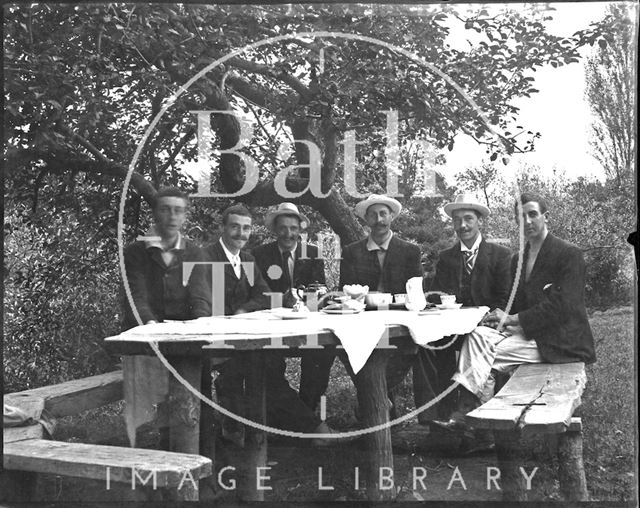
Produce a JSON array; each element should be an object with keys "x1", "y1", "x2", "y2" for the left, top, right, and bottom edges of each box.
[
  {"x1": 393, "y1": 293, "x2": 407, "y2": 304},
  {"x1": 365, "y1": 292, "x2": 393, "y2": 307},
  {"x1": 440, "y1": 294, "x2": 457, "y2": 307}
]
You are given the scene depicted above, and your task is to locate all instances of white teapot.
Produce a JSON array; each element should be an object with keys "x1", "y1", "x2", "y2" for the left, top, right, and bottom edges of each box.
[{"x1": 405, "y1": 277, "x2": 427, "y2": 311}]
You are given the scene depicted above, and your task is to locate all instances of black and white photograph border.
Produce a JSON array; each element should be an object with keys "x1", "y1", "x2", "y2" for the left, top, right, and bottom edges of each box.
[{"x1": 2, "y1": 1, "x2": 637, "y2": 506}]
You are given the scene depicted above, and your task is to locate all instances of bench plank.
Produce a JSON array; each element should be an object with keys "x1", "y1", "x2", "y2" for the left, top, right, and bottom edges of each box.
[
  {"x1": 3, "y1": 439, "x2": 211, "y2": 488},
  {"x1": 466, "y1": 363, "x2": 586, "y2": 434},
  {"x1": 4, "y1": 371, "x2": 123, "y2": 418},
  {"x1": 3, "y1": 425, "x2": 44, "y2": 443}
]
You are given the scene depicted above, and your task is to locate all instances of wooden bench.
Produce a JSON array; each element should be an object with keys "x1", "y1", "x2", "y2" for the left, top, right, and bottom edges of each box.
[
  {"x1": 2, "y1": 439, "x2": 212, "y2": 501},
  {"x1": 3, "y1": 370, "x2": 212, "y2": 502},
  {"x1": 4, "y1": 370, "x2": 124, "y2": 418},
  {"x1": 466, "y1": 362, "x2": 588, "y2": 501}
]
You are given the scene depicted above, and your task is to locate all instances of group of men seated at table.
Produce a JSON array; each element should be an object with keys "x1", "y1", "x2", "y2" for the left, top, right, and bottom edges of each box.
[{"x1": 122, "y1": 186, "x2": 595, "y2": 450}]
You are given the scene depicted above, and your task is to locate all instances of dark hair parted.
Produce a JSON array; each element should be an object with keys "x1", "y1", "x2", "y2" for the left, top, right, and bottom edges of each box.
[
  {"x1": 152, "y1": 187, "x2": 190, "y2": 210},
  {"x1": 222, "y1": 204, "x2": 252, "y2": 225},
  {"x1": 515, "y1": 192, "x2": 548, "y2": 215}
]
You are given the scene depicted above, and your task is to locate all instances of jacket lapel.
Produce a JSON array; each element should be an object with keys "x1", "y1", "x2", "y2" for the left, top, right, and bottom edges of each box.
[
  {"x1": 526, "y1": 233, "x2": 554, "y2": 283},
  {"x1": 471, "y1": 240, "x2": 489, "y2": 284},
  {"x1": 148, "y1": 247, "x2": 167, "y2": 269}
]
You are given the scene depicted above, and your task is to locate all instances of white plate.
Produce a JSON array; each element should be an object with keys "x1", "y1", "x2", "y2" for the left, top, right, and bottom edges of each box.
[
  {"x1": 321, "y1": 308, "x2": 364, "y2": 315},
  {"x1": 436, "y1": 303, "x2": 463, "y2": 310},
  {"x1": 273, "y1": 310, "x2": 311, "y2": 319}
]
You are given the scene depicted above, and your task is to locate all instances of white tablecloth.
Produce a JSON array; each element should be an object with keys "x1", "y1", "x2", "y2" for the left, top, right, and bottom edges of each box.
[{"x1": 117, "y1": 307, "x2": 489, "y2": 374}]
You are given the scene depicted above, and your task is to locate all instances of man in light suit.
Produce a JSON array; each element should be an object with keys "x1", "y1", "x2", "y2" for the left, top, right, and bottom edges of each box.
[
  {"x1": 339, "y1": 194, "x2": 424, "y2": 414},
  {"x1": 436, "y1": 192, "x2": 596, "y2": 431},
  {"x1": 418, "y1": 194, "x2": 512, "y2": 424},
  {"x1": 252, "y1": 202, "x2": 331, "y2": 412}
]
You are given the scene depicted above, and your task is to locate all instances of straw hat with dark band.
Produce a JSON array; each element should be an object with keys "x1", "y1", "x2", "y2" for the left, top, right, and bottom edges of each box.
[
  {"x1": 265, "y1": 202, "x2": 310, "y2": 230},
  {"x1": 443, "y1": 193, "x2": 490, "y2": 218},
  {"x1": 354, "y1": 194, "x2": 402, "y2": 220}
]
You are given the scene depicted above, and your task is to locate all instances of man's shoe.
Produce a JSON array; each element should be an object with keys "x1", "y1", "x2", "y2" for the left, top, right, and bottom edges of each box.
[{"x1": 429, "y1": 412, "x2": 474, "y2": 439}]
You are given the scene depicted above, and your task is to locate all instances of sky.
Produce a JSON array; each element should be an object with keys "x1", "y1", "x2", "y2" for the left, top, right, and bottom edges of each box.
[
  {"x1": 440, "y1": 2, "x2": 617, "y2": 184},
  {"x1": 181, "y1": 2, "x2": 630, "y2": 188}
]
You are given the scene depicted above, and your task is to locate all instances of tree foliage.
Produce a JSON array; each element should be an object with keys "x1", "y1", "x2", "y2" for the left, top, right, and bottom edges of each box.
[
  {"x1": 584, "y1": 3, "x2": 637, "y2": 193},
  {"x1": 3, "y1": 4, "x2": 622, "y2": 389},
  {"x1": 4, "y1": 3, "x2": 605, "y2": 243}
]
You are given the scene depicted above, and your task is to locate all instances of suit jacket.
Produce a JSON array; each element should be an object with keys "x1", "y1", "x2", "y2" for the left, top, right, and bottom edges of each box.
[
  {"x1": 512, "y1": 233, "x2": 596, "y2": 364},
  {"x1": 122, "y1": 238, "x2": 211, "y2": 330},
  {"x1": 203, "y1": 241, "x2": 270, "y2": 316},
  {"x1": 430, "y1": 239, "x2": 512, "y2": 310},
  {"x1": 252, "y1": 241, "x2": 326, "y2": 293},
  {"x1": 339, "y1": 235, "x2": 423, "y2": 294}
]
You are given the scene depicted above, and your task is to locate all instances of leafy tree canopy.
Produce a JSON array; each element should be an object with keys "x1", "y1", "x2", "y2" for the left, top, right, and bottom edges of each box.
[{"x1": 4, "y1": 3, "x2": 614, "y2": 243}]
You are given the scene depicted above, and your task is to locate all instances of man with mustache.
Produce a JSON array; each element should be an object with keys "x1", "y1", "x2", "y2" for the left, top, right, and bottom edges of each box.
[
  {"x1": 204, "y1": 204, "x2": 337, "y2": 445},
  {"x1": 252, "y1": 202, "x2": 331, "y2": 413},
  {"x1": 339, "y1": 194, "x2": 424, "y2": 416},
  {"x1": 419, "y1": 194, "x2": 511, "y2": 422},
  {"x1": 434, "y1": 192, "x2": 596, "y2": 433}
]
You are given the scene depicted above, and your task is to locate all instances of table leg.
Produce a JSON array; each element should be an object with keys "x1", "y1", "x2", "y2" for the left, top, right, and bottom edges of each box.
[
  {"x1": 237, "y1": 351, "x2": 267, "y2": 501},
  {"x1": 167, "y1": 355, "x2": 201, "y2": 501},
  {"x1": 354, "y1": 350, "x2": 395, "y2": 500},
  {"x1": 167, "y1": 356, "x2": 202, "y2": 453}
]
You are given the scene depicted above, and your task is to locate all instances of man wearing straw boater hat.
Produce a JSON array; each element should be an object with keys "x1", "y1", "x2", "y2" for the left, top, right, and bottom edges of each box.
[
  {"x1": 340, "y1": 194, "x2": 424, "y2": 416},
  {"x1": 419, "y1": 193, "x2": 511, "y2": 452},
  {"x1": 432, "y1": 192, "x2": 596, "y2": 437},
  {"x1": 419, "y1": 193, "x2": 512, "y2": 421},
  {"x1": 341, "y1": 194, "x2": 423, "y2": 294},
  {"x1": 207, "y1": 204, "x2": 341, "y2": 446},
  {"x1": 253, "y1": 202, "x2": 332, "y2": 413}
]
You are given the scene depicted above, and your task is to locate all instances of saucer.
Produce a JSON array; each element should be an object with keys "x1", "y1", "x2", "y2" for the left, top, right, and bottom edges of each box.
[{"x1": 436, "y1": 303, "x2": 463, "y2": 310}]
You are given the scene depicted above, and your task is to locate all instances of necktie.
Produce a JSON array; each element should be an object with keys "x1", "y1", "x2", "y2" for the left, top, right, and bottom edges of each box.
[
  {"x1": 231, "y1": 256, "x2": 241, "y2": 279},
  {"x1": 282, "y1": 251, "x2": 292, "y2": 288},
  {"x1": 463, "y1": 250, "x2": 475, "y2": 275},
  {"x1": 377, "y1": 247, "x2": 386, "y2": 269}
]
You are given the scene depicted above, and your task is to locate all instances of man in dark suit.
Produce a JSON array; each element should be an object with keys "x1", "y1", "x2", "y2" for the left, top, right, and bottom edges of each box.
[
  {"x1": 439, "y1": 192, "x2": 596, "y2": 430},
  {"x1": 417, "y1": 194, "x2": 511, "y2": 424},
  {"x1": 123, "y1": 187, "x2": 211, "y2": 329},
  {"x1": 340, "y1": 195, "x2": 423, "y2": 295},
  {"x1": 252, "y1": 202, "x2": 331, "y2": 412},
  {"x1": 204, "y1": 204, "x2": 335, "y2": 444},
  {"x1": 122, "y1": 187, "x2": 211, "y2": 447},
  {"x1": 339, "y1": 194, "x2": 424, "y2": 412}
]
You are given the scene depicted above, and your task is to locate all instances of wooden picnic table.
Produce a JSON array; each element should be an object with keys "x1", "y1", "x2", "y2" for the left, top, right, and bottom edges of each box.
[{"x1": 104, "y1": 307, "x2": 488, "y2": 501}]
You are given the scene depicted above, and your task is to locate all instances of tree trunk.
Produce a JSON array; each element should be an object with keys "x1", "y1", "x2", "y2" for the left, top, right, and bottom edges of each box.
[{"x1": 314, "y1": 191, "x2": 365, "y2": 245}]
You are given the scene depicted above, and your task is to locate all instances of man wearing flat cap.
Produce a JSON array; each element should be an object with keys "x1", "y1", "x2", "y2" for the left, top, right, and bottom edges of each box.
[
  {"x1": 340, "y1": 194, "x2": 424, "y2": 415},
  {"x1": 418, "y1": 194, "x2": 511, "y2": 441},
  {"x1": 253, "y1": 202, "x2": 331, "y2": 413}
]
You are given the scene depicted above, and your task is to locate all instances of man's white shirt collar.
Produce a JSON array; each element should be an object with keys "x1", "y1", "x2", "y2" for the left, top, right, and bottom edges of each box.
[
  {"x1": 278, "y1": 244, "x2": 297, "y2": 259},
  {"x1": 460, "y1": 233, "x2": 482, "y2": 253},
  {"x1": 219, "y1": 237, "x2": 241, "y2": 264},
  {"x1": 144, "y1": 226, "x2": 184, "y2": 251},
  {"x1": 367, "y1": 231, "x2": 394, "y2": 251}
]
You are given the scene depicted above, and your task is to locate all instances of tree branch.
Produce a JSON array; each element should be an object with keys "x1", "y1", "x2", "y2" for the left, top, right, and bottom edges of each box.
[{"x1": 227, "y1": 56, "x2": 312, "y2": 101}]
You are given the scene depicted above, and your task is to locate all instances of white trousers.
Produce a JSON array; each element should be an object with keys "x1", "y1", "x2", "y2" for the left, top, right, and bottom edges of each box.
[{"x1": 452, "y1": 325, "x2": 543, "y2": 401}]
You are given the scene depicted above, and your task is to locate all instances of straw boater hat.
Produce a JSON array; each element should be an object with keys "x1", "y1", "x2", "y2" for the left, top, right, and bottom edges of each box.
[
  {"x1": 354, "y1": 194, "x2": 402, "y2": 220},
  {"x1": 265, "y1": 202, "x2": 310, "y2": 230},
  {"x1": 443, "y1": 193, "x2": 491, "y2": 218}
]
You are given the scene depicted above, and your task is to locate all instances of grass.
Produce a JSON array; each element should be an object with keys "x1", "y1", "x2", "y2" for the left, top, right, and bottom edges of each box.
[
  {"x1": 31, "y1": 306, "x2": 637, "y2": 502},
  {"x1": 581, "y1": 307, "x2": 636, "y2": 501},
  {"x1": 286, "y1": 306, "x2": 638, "y2": 502}
]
